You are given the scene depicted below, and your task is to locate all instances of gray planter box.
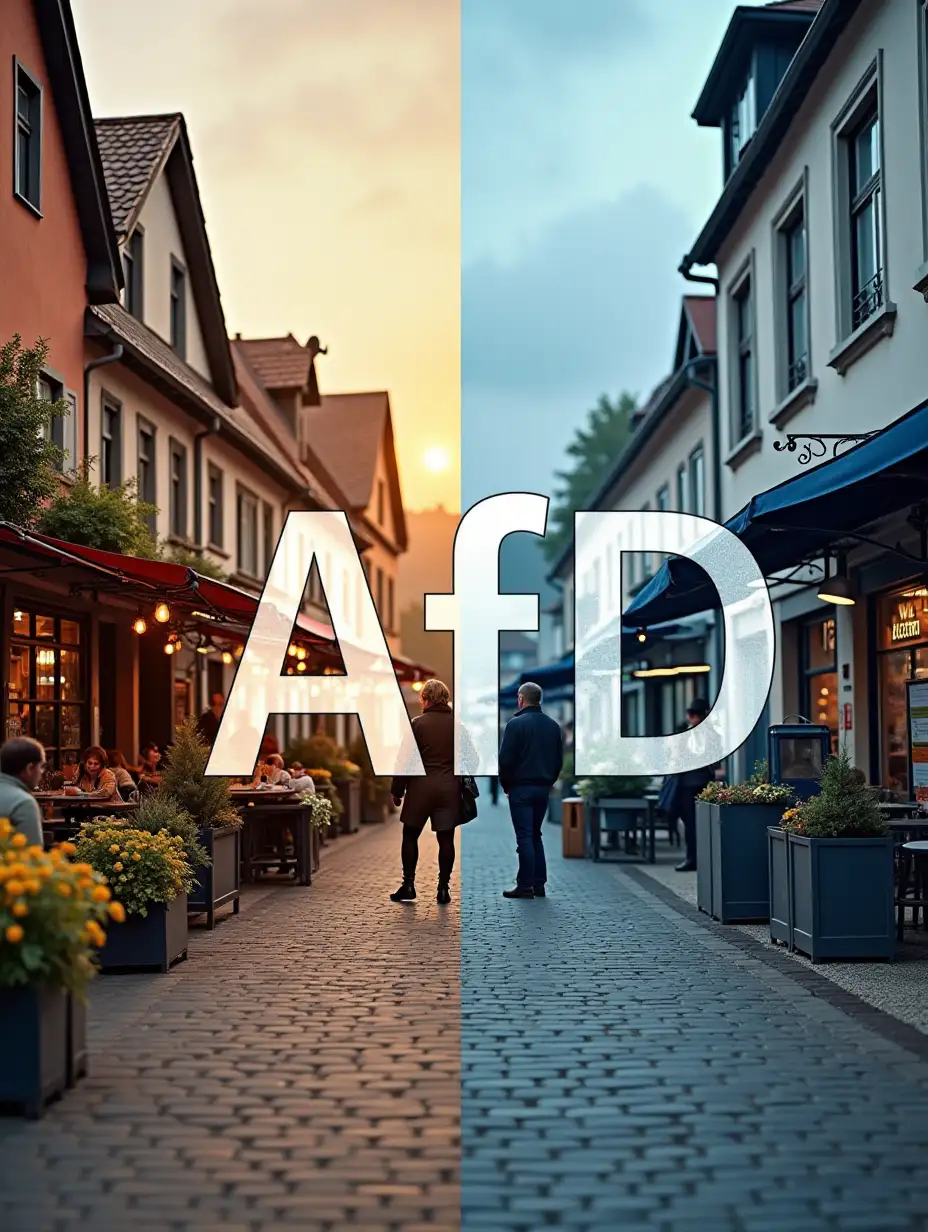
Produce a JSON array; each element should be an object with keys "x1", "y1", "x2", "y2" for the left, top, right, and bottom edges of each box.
[
  {"x1": 547, "y1": 788, "x2": 564, "y2": 825},
  {"x1": 789, "y1": 833, "x2": 895, "y2": 962},
  {"x1": 189, "y1": 825, "x2": 241, "y2": 930},
  {"x1": 99, "y1": 894, "x2": 189, "y2": 973},
  {"x1": 710, "y1": 804, "x2": 784, "y2": 923},
  {"x1": 696, "y1": 801, "x2": 714, "y2": 914},
  {"x1": 767, "y1": 827, "x2": 790, "y2": 945},
  {"x1": 334, "y1": 778, "x2": 361, "y2": 834}
]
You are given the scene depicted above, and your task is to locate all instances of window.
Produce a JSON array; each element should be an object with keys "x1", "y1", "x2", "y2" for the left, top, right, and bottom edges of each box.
[
  {"x1": 236, "y1": 487, "x2": 259, "y2": 577},
  {"x1": 123, "y1": 228, "x2": 144, "y2": 319},
  {"x1": 263, "y1": 503, "x2": 275, "y2": 575},
  {"x1": 377, "y1": 479, "x2": 385, "y2": 525},
  {"x1": 656, "y1": 485, "x2": 669, "y2": 512},
  {"x1": 676, "y1": 463, "x2": 688, "y2": 513},
  {"x1": 783, "y1": 207, "x2": 808, "y2": 391},
  {"x1": 729, "y1": 70, "x2": 756, "y2": 169},
  {"x1": 376, "y1": 567, "x2": 384, "y2": 617},
  {"x1": 387, "y1": 576, "x2": 395, "y2": 634},
  {"x1": 732, "y1": 275, "x2": 756, "y2": 444},
  {"x1": 689, "y1": 447, "x2": 705, "y2": 517},
  {"x1": 848, "y1": 107, "x2": 883, "y2": 330},
  {"x1": 137, "y1": 419, "x2": 156, "y2": 533},
  {"x1": 169, "y1": 440, "x2": 188, "y2": 538},
  {"x1": 170, "y1": 259, "x2": 187, "y2": 358},
  {"x1": 101, "y1": 395, "x2": 122, "y2": 488},
  {"x1": 13, "y1": 61, "x2": 42, "y2": 213},
  {"x1": 800, "y1": 617, "x2": 838, "y2": 755},
  {"x1": 8, "y1": 609, "x2": 84, "y2": 771},
  {"x1": 36, "y1": 373, "x2": 76, "y2": 472},
  {"x1": 207, "y1": 465, "x2": 224, "y2": 548}
]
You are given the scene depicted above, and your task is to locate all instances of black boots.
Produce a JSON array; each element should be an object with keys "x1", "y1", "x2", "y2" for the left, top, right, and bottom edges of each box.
[
  {"x1": 390, "y1": 882, "x2": 416, "y2": 902},
  {"x1": 437, "y1": 881, "x2": 451, "y2": 905}
]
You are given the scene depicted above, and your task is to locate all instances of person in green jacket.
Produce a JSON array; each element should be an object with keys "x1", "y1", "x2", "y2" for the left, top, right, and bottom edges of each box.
[{"x1": 0, "y1": 737, "x2": 46, "y2": 847}]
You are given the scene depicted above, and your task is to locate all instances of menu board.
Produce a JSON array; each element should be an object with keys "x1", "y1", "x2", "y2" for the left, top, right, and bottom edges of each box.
[{"x1": 907, "y1": 680, "x2": 928, "y2": 801}]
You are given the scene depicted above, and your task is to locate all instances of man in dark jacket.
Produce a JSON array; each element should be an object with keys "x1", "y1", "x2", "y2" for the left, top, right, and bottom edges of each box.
[
  {"x1": 196, "y1": 693, "x2": 225, "y2": 748},
  {"x1": 670, "y1": 698, "x2": 717, "y2": 872},
  {"x1": 497, "y1": 681, "x2": 563, "y2": 899}
]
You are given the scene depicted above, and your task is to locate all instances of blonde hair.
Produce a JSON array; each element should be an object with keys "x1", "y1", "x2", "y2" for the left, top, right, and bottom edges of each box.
[{"x1": 420, "y1": 678, "x2": 451, "y2": 708}]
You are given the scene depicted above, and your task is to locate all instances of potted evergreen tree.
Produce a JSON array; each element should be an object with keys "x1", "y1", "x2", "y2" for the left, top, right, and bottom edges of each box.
[
  {"x1": 0, "y1": 822, "x2": 124, "y2": 1115},
  {"x1": 696, "y1": 764, "x2": 794, "y2": 923},
  {"x1": 771, "y1": 750, "x2": 894, "y2": 961},
  {"x1": 157, "y1": 718, "x2": 242, "y2": 928}
]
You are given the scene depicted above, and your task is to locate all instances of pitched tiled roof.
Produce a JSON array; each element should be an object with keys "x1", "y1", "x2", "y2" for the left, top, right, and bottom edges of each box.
[
  {"x1": 89, "y1": 304, "x2": 305, "y2": 495},
  {"x1": 683, "y1": 295, "x2": 717, "y2": 356},
  {"x1": 303, "y1": 393, "x2": 390, "y2": 509},
  {"x1": 94, "y1": 114, "x2": 180, "y2": 238},
  {"x1": 235, "y1": 336, "x2": 314, "y2": 390}
]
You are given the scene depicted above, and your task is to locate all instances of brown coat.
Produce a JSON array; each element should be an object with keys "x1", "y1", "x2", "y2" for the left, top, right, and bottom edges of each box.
[{"x1": 390, "y1": 703, "x2": 475, "y2": 832}]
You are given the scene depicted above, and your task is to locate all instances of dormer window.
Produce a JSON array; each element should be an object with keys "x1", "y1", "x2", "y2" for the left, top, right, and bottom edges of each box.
[{"x1": 730, "y1": 71, "x2": 757, "y2": 168}]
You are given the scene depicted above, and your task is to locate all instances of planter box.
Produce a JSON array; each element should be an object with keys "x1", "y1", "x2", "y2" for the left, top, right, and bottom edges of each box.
[
  {"x1": 768, "y1": 827, "x2": 791, "y2": 945},
  {"x1": 709, "y1": 804, "x2": 784, "y2": 923},
  {"x1": 334, "y1": 778, "x2": 361, "y2": 834},
  {"x1": 789, "y1": 833, "x2": 894, "y2": 962},
  {"x1": 311, "y1": 826, "x2": 321, "y2": 872},
  {"x1": 188, "y1": 825, "x2": 241, "y2": 930},
  {"x1": 0, "y1": 985, "x2": 68, "y2": 1117},
  {"x1": 361, "y1": 787, "x2": 390, "y2": 824},
  {"x1": 66, "y1": 993, "x2": 87, "y2": 1087},
  {"x1": 696, "y1": 801, "x2": 714, "y2": 914},
  {"x1": 98, "y1": 895, "x2": 189, "y2": 973},
  {"x1": 548, "y1": 785, "x2": 566, "y2": 825}
]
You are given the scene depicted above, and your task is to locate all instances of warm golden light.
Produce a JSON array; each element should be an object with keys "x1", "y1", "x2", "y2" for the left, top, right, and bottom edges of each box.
[
  {"x1": 222, "y1": 651, "x2": 233, "y2": 665},
  {"x1": 297, "y1": 661, "x2": 307, "y2": 673},
  {"x1": 132, "y1": 616, "x2": 147, "y2": 635},
  {"x1": 154, "y1": 602, "x2": 171, "y2": 624},
  {"x1": 164, "y1": 641, "x2": 175, "y2": 656},
  {"x1": 287, "y1": 644, "x2": 298, "y2": 657},
  {"x1": 296, "y1": 647, "x2": 307, "y2": 661},
  {"x1": 411, "y1": 680, "x2": 424, "y2": 692},
  {"x1": 423, "y1": 446, "x2": 450, "y2": 473}
]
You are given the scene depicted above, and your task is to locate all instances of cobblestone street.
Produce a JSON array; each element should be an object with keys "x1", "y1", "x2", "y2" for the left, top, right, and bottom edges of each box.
[{"x1": 3, "y1": 801, "x2": 928, "y2": 1231}]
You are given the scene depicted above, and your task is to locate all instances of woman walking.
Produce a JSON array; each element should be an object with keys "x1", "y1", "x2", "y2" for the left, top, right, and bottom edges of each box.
[{"x1": 389, "y1": 678, "x2": 476, "y2": 905}]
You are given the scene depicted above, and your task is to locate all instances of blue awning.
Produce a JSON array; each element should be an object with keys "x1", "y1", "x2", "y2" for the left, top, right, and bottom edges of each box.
[{"x1": 625, "y1": 398, "x2": 928, "y2": 626}]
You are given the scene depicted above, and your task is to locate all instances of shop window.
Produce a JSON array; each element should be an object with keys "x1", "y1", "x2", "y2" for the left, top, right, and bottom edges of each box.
[
  {"x1": 8, "y1": 608, "x2": 85, "y2": 770},
  {"x1": 800, "y1": 616, "x2": 837, "y2": 753},
  {"x1": 876, "y1": 584, "x2": 928, "y2": 795}
]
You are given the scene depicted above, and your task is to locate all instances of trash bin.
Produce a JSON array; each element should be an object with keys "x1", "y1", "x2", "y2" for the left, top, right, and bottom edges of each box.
[{"x1": 562, "y1": 797, "x2": 586, "y2": 858}]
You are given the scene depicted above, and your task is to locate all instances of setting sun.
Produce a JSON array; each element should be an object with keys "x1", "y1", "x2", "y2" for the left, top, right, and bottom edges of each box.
[{"x1": 423, "y1": 446, "x2": 450, "y2": 473}]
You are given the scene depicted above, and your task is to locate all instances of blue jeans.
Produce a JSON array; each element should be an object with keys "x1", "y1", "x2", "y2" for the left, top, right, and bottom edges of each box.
[{"x1": 507, "y1": 784, "x2": 549, "y2": 890}]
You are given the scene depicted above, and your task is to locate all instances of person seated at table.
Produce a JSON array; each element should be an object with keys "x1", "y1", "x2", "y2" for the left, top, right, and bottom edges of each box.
[
  {"x1": 0, "y1": 736, "x2": 46, "y2": 846},
  {"x1": 64, "y1": 746, "x2": 119, "y2": 801},
  {"x1": 253, "y1": 754, "x2": 291, "y2": 788},
  {"x1": 137, "y1": 743, "x2": 163, "y2": 786},
  {"x1": 288, "y1": 761, "x2": 316, "y2": 794},
  {"x1": 106, "y1": 748, "x2": 138, "y2": 799}
]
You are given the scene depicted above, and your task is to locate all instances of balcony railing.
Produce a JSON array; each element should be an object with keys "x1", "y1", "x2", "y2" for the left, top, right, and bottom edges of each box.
[{"x1": 851, "y1": 269, "x2": 884, "y2": 331}]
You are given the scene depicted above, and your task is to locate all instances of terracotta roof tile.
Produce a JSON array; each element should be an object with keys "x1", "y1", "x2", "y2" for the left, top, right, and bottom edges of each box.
[
  {"x1": 303, "y1": 392, "x2": 390, "y2": 509},
  {"x1": 683, "y1": 295, "x2": 717, "y2": 355},
  {"x1": 94, "y1": 114, "x2": 180, "y2": 238},
  {"x1": 236, "y1": 335, "x2": 313, "y2": 390}
]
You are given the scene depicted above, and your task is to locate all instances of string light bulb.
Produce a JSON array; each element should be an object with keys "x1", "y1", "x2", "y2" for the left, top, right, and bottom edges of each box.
[
  {"x1": 164, "y1": 640, "x2": 175, "y2": 656},
  {"x1": 287, "y1": 644, "x2": 298, "y2": 658},
  {"x1": 154, "y1": 602, "x2": 171, "y2": 624},
  {"x1": 296, "y1": 647, "x2": 307, "y2": 661},
  {"x1": 132, "y1": 615, "x2": 147, "y2": 635},
  {"x1": 297, "y1": 661, "x2": 307, "y2": 673},
  {"x1": 221, "y1": 651, "x2": 233, "y2": 665},
  {"x1": 637, "y1": 629, "x2": 647, "y2": 644}
]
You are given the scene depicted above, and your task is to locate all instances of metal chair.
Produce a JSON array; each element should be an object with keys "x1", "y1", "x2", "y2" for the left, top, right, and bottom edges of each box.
[{"x1": 588, "y1": 797, "x2": 656, "y2": 864}]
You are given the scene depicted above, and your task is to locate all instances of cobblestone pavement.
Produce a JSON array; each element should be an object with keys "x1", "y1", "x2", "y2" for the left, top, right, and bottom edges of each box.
[
  {"x1": 0, "y1": 821, "x2": 461, "y2": 1232},
  {"x1": 5, "y1": 802, "x2": 928, "y2": 1232},
  {"x1": 461, "y1": 802, "x2": 928, "y2": 1232}
]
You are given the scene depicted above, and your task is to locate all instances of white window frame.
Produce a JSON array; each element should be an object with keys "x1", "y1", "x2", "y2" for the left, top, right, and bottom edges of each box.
[
  {"x1": 168, "y1": 438, "x2": 188, "y2": 540},
  {"x1": 726, "y1": 253, "x2": 758, "y2": 454},
  {"x1": 771, "y1": 171, "x2": 816, "y2": 420},
  {"x1": 100, "y1": 393, "x2": 122, "y2": 488},
  {"x1": 236, "y1": 485, "x2": 260, "y2": 579},
  {"x1": 13, "y1": 59, "x2": 42, "y2": 216},
  {"x1": 207, "y1": 463, "x2": 224, "y2": 549},
  {"x1": 36, "y1": 371, "x2": 76, "y2": 473}
]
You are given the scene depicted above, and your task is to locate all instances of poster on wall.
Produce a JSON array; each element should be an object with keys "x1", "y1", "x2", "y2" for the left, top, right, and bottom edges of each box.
[{"x1": 906, "y1": 680, "x2": 928, "y2": 801}]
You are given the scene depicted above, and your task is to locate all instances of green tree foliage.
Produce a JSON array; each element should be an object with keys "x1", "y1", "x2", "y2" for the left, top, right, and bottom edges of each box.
[
  {"x1": 542, "y1": 392, "x2": 637, "y2": 565},
  {"x1": 0, "y1": 336, "x2": 68, "y2": 525},
  {"x1": 37, "y1": 461, "x2": 159, "y2": 557},
  {"x1": 165, "y1": 544, "x2": 227, "y2": 581},
  {"x1": 157, "y1": 717, "x2": 241, "y2": 830},
  {"x1": 132, "y1": 792, "x2": 209, "y2": 870},
  {"x1": 784, "y1": 749, "x2": 888, "y2": 839}
]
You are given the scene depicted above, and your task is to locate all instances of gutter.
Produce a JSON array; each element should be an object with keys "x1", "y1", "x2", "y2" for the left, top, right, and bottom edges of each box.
[{"x1": 83, "y1": 344, "x2": 124, "y2": 467}]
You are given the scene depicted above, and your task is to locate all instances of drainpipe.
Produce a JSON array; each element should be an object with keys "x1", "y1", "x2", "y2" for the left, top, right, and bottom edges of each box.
[
  {"x1": 83, "y1": 344, "x2": 124, "y2": 468},
  {"x1": 193, "y1": 416, "x2": 222, "y2": 549}
]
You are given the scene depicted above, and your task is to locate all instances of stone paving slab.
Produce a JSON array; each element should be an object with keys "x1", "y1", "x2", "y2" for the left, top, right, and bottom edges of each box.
[{"x1": 461, "y1": 802, "x2": 928, "y2": 1231}]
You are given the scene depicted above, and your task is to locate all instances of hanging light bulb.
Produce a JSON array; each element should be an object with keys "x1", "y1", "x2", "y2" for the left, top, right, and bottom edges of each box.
[
  {"x1": 154, "y1": 602, "x2": 171, "y2": 624},
  {"x1": 196, "y1": 638, "x2": 210, "y2": 655},
  {"x1": 296, "y1": 646, "x2": 307, "y2": 661},
  {"x1": 287, "y1": 644, "x2": 298, "y2": 658},
  {"x1": 132, "y1": 615, "x2": 147, "y2": 635},
  {"x1": 221, "y1": 651, "x2": 233, "y2": 665},
  {"x1": 637, "y1": 628, "x2": 647, "y2": 644},
  {"x1": 297, "y1": 660, "x2": 307, "y2": 673},
  {"x1": 234, "y1": 644, "x2": 244, "y2": 659},
  {"x1": 164, "y1": 640, "x2": 176, "y2": 656}
]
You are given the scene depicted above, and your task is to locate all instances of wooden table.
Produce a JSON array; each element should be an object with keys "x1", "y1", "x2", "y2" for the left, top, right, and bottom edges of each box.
[
  {"x1": 233, "y1": 792, "x2": 312, "y2": 886},
  {"x1": 35, "y1": 795, "x2": 136, "y2": 840}
]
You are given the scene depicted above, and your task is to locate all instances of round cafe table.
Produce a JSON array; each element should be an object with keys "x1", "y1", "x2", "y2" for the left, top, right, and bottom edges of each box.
[
  {"x1": 896, "y1": 840, "x2": 928, "y2": 939},
  {"x1": 34, "y1": 795, "x2": 137, "y2": 845}
]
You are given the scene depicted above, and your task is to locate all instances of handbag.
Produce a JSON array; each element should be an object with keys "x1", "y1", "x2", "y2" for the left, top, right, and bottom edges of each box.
[{"x1": 460, "y1": 774, "x2": 480, "y2": 822}]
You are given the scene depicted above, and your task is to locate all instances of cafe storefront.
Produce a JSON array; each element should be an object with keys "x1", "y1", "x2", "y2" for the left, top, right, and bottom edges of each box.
[{"x1": 874, "y1": 581, "x2": 928, "y2": 797}]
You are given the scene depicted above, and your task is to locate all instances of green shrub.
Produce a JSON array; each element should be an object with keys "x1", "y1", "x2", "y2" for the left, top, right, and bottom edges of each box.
[{"x1": 781, "y1": 749, "x2": 887, "y2": 838}]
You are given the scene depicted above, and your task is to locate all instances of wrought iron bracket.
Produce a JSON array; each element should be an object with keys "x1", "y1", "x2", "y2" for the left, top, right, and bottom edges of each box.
[{"x1": 773, "y1": 432, "x2": 879, "y2": 465}]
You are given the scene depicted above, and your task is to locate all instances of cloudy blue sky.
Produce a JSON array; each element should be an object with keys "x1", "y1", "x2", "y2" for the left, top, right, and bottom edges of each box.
[{"x1": 461, "y1": 0, "x2": 767, "y2": 508}]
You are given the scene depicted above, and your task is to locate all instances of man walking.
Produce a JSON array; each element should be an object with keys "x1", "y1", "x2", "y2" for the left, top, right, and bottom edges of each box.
[
  {"x1": 196, "y1": 692, "x2": 225, "y2": 748},
  {"x1": 0, "y1": 737, "x2": 46, "y2": 846},
  {"x1": 498, "y1": 682, "x2": 563, "y2": 899},
  {"x1": 671, "y1": 698, "x2": 717, "y2": 872}
]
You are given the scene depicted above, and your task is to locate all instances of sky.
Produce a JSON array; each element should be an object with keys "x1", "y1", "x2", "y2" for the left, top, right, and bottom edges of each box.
[{"x1": 71, "y1": 0, "x2": 769, "y2": 512}]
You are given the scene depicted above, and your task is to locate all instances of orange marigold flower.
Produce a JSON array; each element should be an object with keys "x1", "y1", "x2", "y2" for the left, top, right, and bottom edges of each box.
[
  {"x1": 91, "y1": 885, "x2": 111, "y2": 902},
  {"x1": 5, "y1": 878, "x2": 25, "y2": 897},
  {"x1": 113, "y1": 861, "x2": 123, "y2": 872},
  {"x1": 107, "y1": 901, "x2": 126, "y2": 923},
  {"x1": 56, "y1": 882, "x2": 72, "y2": 897},
  {"x1": 5, "y1": 924, "x2": 24, "y2": 943},
  {"x1": 11, "y1": 900, "x2": 28, "y2": 918},
  {"x1": 58, "y1": 841, "x2": 76, "y2": 856},
  {"x1": 10, "y1": 833, "x2": 27, "y2": 849}
]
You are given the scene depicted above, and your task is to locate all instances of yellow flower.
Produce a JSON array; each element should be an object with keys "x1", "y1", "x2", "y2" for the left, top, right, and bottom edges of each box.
[
  {"x1": 5, "y1": 878, "x2": 25, "y2": 897},
  {"x1": 10, "y1": 832, "x2": 27, "y2": 849},
  {"x1": 86, "y1": 921, "x2": 106, "y2": 947},
  {"x1": 5, "y1": 924, "x2": 24, "y2": 943},
  {"x1": 73, "y1": 862, "x2": 93, "y2": 876},
  {"x1": 56, "y1": 882, "x2": 72, "y2": 897},
  {"x1": 109, "y1": 844, "x2": 120, "y2": 855},
  {"x1": 0, "y1": 818, "x2": 11, "y2": 837},
  {"x1": 58, "y1": 841, "x2": 76, "y2": 856},
  {"x1": 11, "y1": 900, "x2": 28, "y2": 918},
  {"x1": 113, "y1": 862, "x2": 123, "y2": 872},
  {"x1": 92, "y1": 885, "x2": 111, "y2": 902},
  {"x1": 132, "y1": 852, "x2": 141, "y2": 862},
  {"x1": 108, "y1": 901, "x2": 126, "y2": 923}
]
